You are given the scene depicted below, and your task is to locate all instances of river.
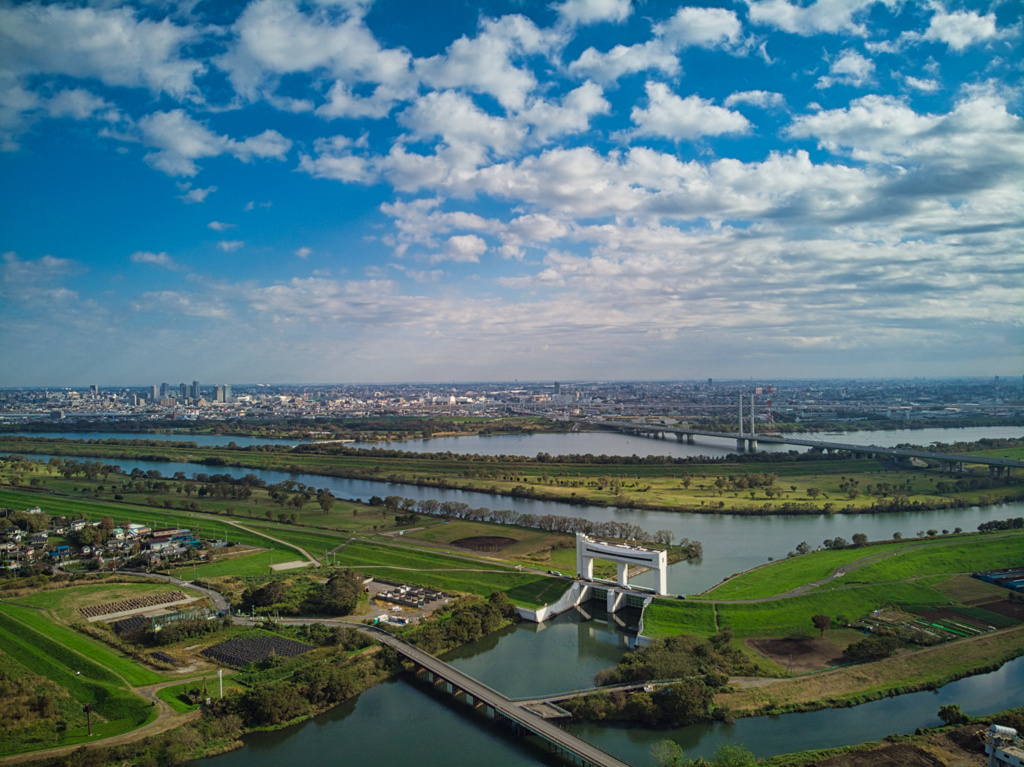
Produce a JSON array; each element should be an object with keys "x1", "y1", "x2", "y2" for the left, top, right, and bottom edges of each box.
[
  {"x1": 189, "y1": 606, "x2": 1024, "y2": 766},
  {"x1": 8, "y1": 427, "x2": 1024, "y2": 764},
  {"x1": 10, "y1": 426, "x2": 1024, "y2": 595},
  {"x1": 13, "y1": 451, "x2": 1022, "y2": 595},
  {"x1": 10, "y1": 424, "x2": 1024, "y2": 457}
]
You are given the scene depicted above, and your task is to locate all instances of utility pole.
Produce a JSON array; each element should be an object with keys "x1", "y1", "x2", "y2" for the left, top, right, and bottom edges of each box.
[{"x1": 83, "y1": 703, "x2": 93, "y2": 736}]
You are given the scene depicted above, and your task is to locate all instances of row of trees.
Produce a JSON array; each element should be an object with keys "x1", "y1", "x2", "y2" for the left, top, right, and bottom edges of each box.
[{"x1": 362, "y1": 493, "x2": 701, "y2": 551}]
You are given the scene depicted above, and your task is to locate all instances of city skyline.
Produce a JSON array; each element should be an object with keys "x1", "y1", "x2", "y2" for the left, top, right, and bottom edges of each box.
[{"x1": 1, "y1": 0, "x2": 1022, "y2": 386}]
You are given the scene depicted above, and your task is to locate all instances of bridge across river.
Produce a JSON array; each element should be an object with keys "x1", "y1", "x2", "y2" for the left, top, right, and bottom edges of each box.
[
  {"x1": 362, "y1": 626, "x2": 631, "y2": 767},
  {"x1": 588, "y1": 418, "x2": 1023, "y2": 476}
]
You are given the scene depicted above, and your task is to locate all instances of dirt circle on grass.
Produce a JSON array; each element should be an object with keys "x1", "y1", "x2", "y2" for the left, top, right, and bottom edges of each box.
[
  {"x1": 745, "y1": 636, "x2": 846, "y2": 674},
  {"x1": 452, "y1": 536, "x2": 517, "y2": 551}
]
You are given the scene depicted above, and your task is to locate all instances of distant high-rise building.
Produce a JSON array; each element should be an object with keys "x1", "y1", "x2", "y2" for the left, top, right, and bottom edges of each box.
[
  {"x1": 554, "y1": 381, "x2": 561, "y2": 394},
  {"x1": 179, "y1": 382, "x2": 187, "y2": 399},
  {"x1": 191, "y1": 380, "x2": 200, "y2": 400},
  {"x1": 90, "y1": 384, "x2": 98, "y2": 396},
  {"x1": 160, "y1": 382, "x2": 170, "y2": 397},
  {"x1": 215, "y1": 384, "x2": 232, "y2": 403},
  {"x1": 150, "y1": 385, "x2": 159, "y2": 401},
  {"x1": 224, "y1": 384, "x2": 232, "y2": 402}
]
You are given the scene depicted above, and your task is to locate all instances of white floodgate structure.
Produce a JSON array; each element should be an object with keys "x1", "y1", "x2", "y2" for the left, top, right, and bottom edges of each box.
[{"x1": 576, "y1": 533, "x2": 668, "y2": 595}]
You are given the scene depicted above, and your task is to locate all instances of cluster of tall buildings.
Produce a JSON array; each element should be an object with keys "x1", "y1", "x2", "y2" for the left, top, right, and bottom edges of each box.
[{"x1": 151, "y1": 381, "x2": 231, "y2": 406}]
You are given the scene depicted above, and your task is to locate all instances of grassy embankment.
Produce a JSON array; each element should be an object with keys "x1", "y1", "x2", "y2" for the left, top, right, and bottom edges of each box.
[
  {"x1": 2, "y1": 435, "x2": 1022, "y2": 514},
  {"x1": 703, "y1": 531, "x2": 1024, "y2": 600},
  {"x1": 640, "y1": 530, "x2": 1024, "y2": 714},
  {"x1": 0, "y1": 599, "x2": 164, "y2": 755},
  {"x1": 719, "y1": 627, "x2": 1024, "y2": 715}
]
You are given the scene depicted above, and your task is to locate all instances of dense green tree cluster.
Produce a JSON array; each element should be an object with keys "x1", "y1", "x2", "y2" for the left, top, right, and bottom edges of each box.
[
  {"x1": 238, "y1": 570, "x2": 364, "y2": 617},
  {"x1": 402, "y1": 592, "x2": 518, "y2": 655},
  {"x1": 979, "y1": 516, "x2": 1024, "y2": 532},
  {"x1": 148, "y1": 617, "x2": 228, "y2": 646},
  {"x1": 842, "y1": 635, "x2": 902, "y2": 661},
  {"x1": 563, "y1": 629, "x2": 758, "y2": 727},
  {"x1": 597, "y1": 629, "x2": 757, "y2": 687},
  {"x1": 652, "y1": 741, "x2": 756, "y2": 767},
  {"x1": 208, "y1": 642, "x2": 387, "y2": 729}
]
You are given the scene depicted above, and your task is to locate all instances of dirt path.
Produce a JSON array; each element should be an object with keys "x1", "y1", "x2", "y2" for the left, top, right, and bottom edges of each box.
[{"x1": 223, "y1": 520, "x2": 321, "y2": 568}]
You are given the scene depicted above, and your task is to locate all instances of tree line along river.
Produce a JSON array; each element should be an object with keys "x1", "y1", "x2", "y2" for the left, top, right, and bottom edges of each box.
[{"x1": 6, "y1": 426, "x2": 1024, "y2": 764}]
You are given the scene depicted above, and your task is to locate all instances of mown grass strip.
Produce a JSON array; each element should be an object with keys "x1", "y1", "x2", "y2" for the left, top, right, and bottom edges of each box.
[
  {"x1": 0, "y1": 611, "x2": 153, "y2": 740},
  {"x1": 642, "y1": 599, "x2": 719, "y2": 638},
  {"x1": 717, "y1": 582, "x2": 951, "y2": 638},
  {"x1": 814, "y1": 533, "x2": 1024, "y2": 589},
  {"x1": 0, "y1": 602, "x2": 164, "y2": 687}
]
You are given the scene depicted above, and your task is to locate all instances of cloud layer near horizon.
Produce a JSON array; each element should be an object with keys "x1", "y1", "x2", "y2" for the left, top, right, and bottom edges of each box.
[{"x1": 0, "y1": 0, "x2": 1021, "y2": 385}]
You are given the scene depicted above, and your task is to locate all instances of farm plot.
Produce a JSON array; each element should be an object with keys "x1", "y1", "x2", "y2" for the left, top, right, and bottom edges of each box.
[
  {"x1": 857, "y1": 606, "x2": 1000, "y2": 645},
  {"x1": 201, "y1": 636, "x2": 316, "y2": 667},
  {"x1": 79, "y1": 590, "x2": 190, "y2": 620}
]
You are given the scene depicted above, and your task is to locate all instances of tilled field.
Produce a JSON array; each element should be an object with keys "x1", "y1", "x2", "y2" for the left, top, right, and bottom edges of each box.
[
  {"x1": 201, "y1": 636, "x2": 316, "y2": 667},
  {"x1": 79, "y1": 590, "x2": 189, "y2": 619}
]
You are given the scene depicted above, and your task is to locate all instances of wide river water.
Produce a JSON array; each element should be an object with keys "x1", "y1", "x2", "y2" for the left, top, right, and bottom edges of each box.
[
  {"x1": 7, "y1": 427, "x2": 1024, "y2": 764},
  {"x1": 186, "y1": 607, "x2": 1024, "y2": 766},
  {"x1": 13, "y1": 424, "x2": 1024, "y2": 455},
  {"x1": 13, "y1": 425, "x2": 1023, "y2": 594}
]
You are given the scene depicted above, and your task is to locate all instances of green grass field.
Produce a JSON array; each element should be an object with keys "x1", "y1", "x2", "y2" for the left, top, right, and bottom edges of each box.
[
  {"x1": 644, "y1": 580, "x2": 954, "y2": 640},
  {"x1": 11, "y1": 581, "x2": 191, "y2": 622},
  {"x1": 703, "y1": 531, "x2": 1024, "y2": 600},
  {"x1": 812, "y1": 533, "x2": 1024, "y2": 590},
  {"x1": 327, "y1": 539, "x2": 567, "y2": 606},
  {"x1": 0, "y1": 602, "x2": 165, "y2": 687},
  {"x1": 641, "y1": 599, "x2": 719, "y2": 637},
  {"x1": 0, "y1": 604, "x2": 158, "y2": 754}
]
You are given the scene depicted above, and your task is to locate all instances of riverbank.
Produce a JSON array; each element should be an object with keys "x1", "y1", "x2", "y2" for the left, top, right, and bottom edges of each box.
[
  {"x1": 761, "y1": 705, "x2": 1024, "y2": 767},
  {"x1": 2, "y1": 434, "x2": 1021, "y2": 516},
  {"x1": 718, "y1": 627, "x2": 1024, "y2": 716}
]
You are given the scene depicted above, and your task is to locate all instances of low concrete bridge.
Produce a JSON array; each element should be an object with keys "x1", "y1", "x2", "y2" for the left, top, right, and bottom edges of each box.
[
  {"x1": 587, "y1": 418, "x2": 1024, "y2": 477},
  {"x1": 363, "y1": 626, "x2": 632, "y2": 767}
]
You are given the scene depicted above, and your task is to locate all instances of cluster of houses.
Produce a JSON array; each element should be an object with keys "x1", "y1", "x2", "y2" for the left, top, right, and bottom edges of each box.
[{"x1": 1, "y1": 506, "x2": 205, "y2": 573}]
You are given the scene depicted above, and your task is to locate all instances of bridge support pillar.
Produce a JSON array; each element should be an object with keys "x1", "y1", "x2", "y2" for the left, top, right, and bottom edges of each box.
[
  {"x1": 687, "y1": 434, "x2": 695, "y2": 444},
  {"x1": 675, "y1": 433, "x2": 684, "y2": 442},
  {"x1": 736, "y1": 439, "x2": 746, "y2": 452},
  {"x1": 747, "y1": 439, "x2": 758, "y2": 452}
]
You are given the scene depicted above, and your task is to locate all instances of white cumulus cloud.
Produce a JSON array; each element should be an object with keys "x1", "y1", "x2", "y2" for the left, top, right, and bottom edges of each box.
[{"x1": 628, "y1": 83, "x2": 751, "y2": 140}]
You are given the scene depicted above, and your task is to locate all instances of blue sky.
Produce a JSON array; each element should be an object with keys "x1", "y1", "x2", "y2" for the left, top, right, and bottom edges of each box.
[{"x1": 1, "y1": 0, "x2": 1021, "y2": 386}]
